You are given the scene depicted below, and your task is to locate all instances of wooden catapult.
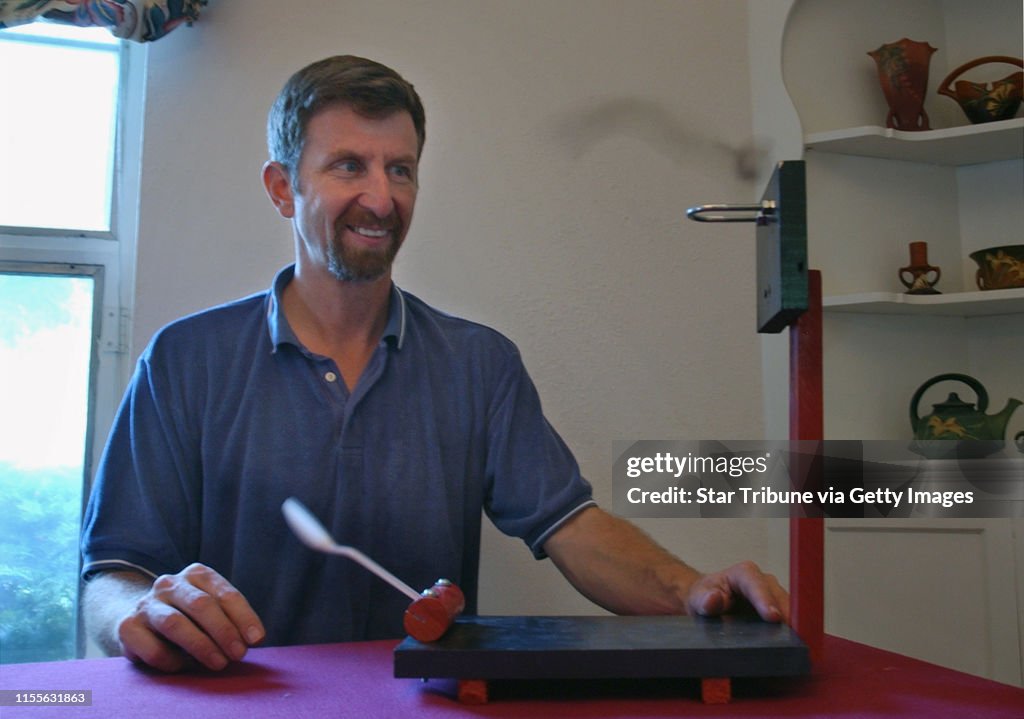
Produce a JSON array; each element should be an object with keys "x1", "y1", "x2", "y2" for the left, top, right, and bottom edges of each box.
[{"x1": 393, "y1": 162, "x2": 824, "y2": 705}]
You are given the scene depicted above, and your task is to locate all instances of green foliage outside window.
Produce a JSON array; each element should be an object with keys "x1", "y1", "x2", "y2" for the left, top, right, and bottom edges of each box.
[{"x1": 0, "y1": 465, "x2": 82, "y2": 664}]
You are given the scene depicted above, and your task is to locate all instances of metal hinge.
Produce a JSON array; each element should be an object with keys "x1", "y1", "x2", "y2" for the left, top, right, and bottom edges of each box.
[{"x1": 100, "y1": 305, "x2": 130, "y2": 355}]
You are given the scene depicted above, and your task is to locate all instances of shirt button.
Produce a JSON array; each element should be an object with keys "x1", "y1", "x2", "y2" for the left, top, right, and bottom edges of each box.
[{"x1": 324, "y1": 371, "x2": 338, "y2": 383}]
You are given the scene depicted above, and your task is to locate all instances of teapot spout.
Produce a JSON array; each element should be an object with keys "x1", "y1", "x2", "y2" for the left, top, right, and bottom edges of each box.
[{"x1": 990, "y1": 397, "x2": 1023, "y2": 439}]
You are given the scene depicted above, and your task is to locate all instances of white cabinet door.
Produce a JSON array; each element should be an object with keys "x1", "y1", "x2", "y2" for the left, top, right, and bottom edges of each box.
[{"x1": 825, "y1": 518, "x2": 1022, "y2": 686}]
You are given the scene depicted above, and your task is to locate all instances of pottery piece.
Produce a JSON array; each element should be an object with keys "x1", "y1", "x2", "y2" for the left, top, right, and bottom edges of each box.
[
  {"x1": 868, "y1": 39, "x2": 937, "y2": 131},
  {"x1": 909, "y1": 373, "x2": 1022, "y2": 459},
  {"x1": 969, "y1": 244, "x2": 1024, "y2": 290},
  {"x1": 938, "y1": 56, "x2": 1023, "y2": 124},
  {"x1": 899, "y1": 241, "x2": 941, "y2": 294}
]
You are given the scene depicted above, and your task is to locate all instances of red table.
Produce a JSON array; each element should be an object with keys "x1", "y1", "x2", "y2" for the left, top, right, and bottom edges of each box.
[{"x1": 2, "y1": 634, "x2": 1021, "y2": 718}]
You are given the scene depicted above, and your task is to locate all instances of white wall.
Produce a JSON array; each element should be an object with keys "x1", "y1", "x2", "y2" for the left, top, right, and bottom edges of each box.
[{"x1": 132, "y1": 0, "x2": 787, "y2": 616}]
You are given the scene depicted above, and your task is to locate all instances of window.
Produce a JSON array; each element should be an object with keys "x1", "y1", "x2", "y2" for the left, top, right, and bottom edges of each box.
[
  {"x1": 0, "y1": 267, "x2": 100, "y2": 663},
  {"x1": 0, "y1": 22, "x2": 120, "y2": 233},
  {"x1": 0, "y1": 21, "x2": 143, "y2": 663}
]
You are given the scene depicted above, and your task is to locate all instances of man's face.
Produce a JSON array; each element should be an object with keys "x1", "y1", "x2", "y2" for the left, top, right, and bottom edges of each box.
[{"x1": 290, "y1": 105, "x2": 419, "y2": 282}]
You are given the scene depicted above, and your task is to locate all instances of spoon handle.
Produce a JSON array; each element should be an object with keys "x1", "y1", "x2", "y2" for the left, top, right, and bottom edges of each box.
[{"x1": 282, "y1": 497, "x2": 421, "y2": 601}]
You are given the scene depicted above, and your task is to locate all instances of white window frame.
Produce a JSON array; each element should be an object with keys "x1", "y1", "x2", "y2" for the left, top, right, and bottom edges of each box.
[
  {"x1": 0, "y1": 29, "x2": 145, "y2": 461},
  {"x1": 0, "y1": 28, "x2": 147, "y2": 658}
]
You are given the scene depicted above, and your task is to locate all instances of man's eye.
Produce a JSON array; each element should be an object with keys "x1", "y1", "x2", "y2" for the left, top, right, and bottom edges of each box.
[
  {"x1": 390, "y1": 165, "x2": 414, "y2": 181},
  {"x1": 335, "y1": 160, "x2": 361, "y2": 173}
]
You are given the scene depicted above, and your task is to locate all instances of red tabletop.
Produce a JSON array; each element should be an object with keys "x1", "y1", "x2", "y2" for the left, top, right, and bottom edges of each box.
[{"x1": 1, "y1": 634, "x2": 1021, "y2": 718}]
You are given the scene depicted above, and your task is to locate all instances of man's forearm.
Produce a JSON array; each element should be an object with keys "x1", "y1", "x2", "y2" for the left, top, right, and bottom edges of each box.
[
  {"x1": 543, "y1": 506, "x2": 702, "y2": 615},
  {"x1": 83, "y1": 570, "x2": 154, "y2": 656}
]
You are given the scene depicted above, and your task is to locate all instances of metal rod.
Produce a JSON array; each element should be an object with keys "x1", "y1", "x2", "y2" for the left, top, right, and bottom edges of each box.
[{"x1": 686, "y1": 200, "x2": 776, "y2": 224}]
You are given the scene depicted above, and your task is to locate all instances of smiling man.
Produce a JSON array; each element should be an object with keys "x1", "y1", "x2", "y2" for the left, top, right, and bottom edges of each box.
[
  {"x1": 80, "y1": 55, "x2": 787, "y2": 674},
  {"x1": 264, "y1": 102, "x2": 419, "y2": 391}
]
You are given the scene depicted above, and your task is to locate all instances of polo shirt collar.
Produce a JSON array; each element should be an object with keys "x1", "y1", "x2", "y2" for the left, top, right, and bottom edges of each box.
[
  {"x1": 266, "y1": 264, "x2": 408, "y2": 352},
  {"x1": 382, "y1": 281, "x2": 407, "y2": 349}
]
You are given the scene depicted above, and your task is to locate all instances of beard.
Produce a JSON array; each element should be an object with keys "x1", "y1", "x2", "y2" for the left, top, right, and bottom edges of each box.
[{"x1": 326, "y1": 209, "x2": 404, "y2": 282}]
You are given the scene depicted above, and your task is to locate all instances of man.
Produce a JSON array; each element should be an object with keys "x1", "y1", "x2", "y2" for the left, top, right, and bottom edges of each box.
[{"x1": 82, "y1": 56, "x2": 788, "y2": 674}]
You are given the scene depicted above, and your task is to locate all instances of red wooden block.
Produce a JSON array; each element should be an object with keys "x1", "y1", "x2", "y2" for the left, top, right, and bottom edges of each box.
[
  {"x1": 701, "y1": 677, "x2": 731, "y2": 704},
  {"x1": 457, "y1": 679, "x2": 489, "y2": 705}
]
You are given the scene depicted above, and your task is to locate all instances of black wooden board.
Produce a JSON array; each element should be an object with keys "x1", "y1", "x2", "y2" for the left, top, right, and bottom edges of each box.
[{"x1": 393, "y1": 615, "x2": 809, "y2": 680}]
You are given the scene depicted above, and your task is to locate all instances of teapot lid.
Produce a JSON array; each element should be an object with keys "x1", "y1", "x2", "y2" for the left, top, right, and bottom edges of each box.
[{"x1": 932, "y1": 392, "x2": 976, "y2": 412}]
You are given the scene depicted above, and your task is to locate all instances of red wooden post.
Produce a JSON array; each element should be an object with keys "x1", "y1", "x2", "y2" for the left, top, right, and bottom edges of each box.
[{"x1": 789, "y1": 269, "x2": 824, "y2": 665}]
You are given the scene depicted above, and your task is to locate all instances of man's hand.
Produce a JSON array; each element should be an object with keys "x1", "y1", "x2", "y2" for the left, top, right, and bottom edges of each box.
[
  {"x1": 685, "y1": 560, "x2": 789, "y2": 624},
  {"x1": 86, "y1": 564, "x2": 266, "y2": 673}
]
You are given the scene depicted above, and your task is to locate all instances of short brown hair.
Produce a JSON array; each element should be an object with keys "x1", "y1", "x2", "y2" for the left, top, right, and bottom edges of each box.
[{"x1": 266, "y1": 55, "x2": 426, "y2": 179}]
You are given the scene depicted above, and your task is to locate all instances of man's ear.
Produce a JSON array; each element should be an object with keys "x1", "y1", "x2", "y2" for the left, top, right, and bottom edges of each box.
[{"x1": 262, "y1": 161, "x2": 295, "y2": 218}]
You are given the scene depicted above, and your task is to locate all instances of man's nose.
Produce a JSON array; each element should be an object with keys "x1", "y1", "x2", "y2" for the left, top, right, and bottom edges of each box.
[{"x1": 357, "y1": 168, "x2": 395, "y2": 218}]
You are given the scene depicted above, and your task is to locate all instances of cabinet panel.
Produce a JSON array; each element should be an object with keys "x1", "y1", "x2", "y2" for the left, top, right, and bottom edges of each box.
[{"x1": 826, "y1": 519, "x2": 1021, "y2": 686}]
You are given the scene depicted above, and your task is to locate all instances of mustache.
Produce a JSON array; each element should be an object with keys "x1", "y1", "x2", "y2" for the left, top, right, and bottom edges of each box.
[{"x1": 336, "y1": 208, "x2": 401, "y2": 232}]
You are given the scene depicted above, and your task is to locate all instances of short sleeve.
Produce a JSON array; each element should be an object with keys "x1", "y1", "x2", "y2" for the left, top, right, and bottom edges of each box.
[
  {"x1": 80, "y1": 347, "x2": 201, "y2": 580},
  {"x1": 482, "y1": 351, "x2": 595, "y2": 558}
]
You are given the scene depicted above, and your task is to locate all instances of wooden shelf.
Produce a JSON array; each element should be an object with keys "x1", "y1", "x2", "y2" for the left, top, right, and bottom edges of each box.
[
  {"x1": 805, "y1": 118, "x2": 1024, "y2": 166},
  {"x1": 824, "y1": 287, "x2": 1024, "y2": 317}
]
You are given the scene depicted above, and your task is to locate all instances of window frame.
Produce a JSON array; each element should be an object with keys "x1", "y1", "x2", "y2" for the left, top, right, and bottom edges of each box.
[{"x1": 0, "y1": 24, "x2": 146, "y2": 659}]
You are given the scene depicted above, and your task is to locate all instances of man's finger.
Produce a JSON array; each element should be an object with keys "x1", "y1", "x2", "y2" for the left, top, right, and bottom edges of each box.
[
  {"x1": 721, "y1": 561, "x2": 786, "y2": 622},
  {"x1": 687, "y1": 562, "x2": 789, "y2": 623},
  {"x1": 201, "y1": 574, "x2": 266, "y2": 649},
  {"x1": 138, "y1": 591, "x2": 233, "y2": 670},
  {"x1": 692, "y1": 585, "x2": 730, "y2": 617},
  {"x1": 119, "y1": 609, "x2": 194, "y2": 673},
  {"x1": 149, "y1": 566, "x2": 257, "y2": 665}
]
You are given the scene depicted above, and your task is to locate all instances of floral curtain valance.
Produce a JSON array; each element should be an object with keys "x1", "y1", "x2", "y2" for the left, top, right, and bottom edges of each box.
[{"x1": 0, "y1": 0, "x2": 206, "y2": 42}]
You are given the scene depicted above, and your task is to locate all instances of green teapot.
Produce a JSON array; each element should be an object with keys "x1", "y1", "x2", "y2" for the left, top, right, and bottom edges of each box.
[{"x1": 909, "y1": 373, "x2": 1022, "y2": 459}]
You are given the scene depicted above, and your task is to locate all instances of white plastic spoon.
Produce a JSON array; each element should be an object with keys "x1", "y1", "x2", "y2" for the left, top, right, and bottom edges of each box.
[{"x1": 281, "y1": 497, "x2": 421, "y2": 602}]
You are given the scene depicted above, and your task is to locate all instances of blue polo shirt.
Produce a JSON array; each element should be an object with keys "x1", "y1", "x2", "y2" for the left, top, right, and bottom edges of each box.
[{"x1": 81, "y1": 265, "x2": 594, "y2": 645}]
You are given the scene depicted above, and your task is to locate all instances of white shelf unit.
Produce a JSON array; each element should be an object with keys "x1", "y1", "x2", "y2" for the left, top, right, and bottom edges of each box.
[
  {"x1": 750, "y1": 0, "x2": 1024, "y2": 689},
  {"x1": 825, "y1": 287, "x2": 1024, "y2": 316},
  {"x1": 774, "y1": 9, "x2": 1024, "y2": 446},
  {"x1": 806, "y1": 119, "x2": 1024, "y2": 317},
  {"x1": 805, "y1": 118, "x2": 1024, "y2": 166},
  {"x1": 812, "y1": 120, "x2": 1024, "y2": 316}
]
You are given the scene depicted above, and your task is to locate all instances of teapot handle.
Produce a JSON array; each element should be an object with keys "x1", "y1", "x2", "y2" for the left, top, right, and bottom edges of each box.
[
  {"x1": 937, "y1": 55, "x2": 1024, "y2": 99},
  {"x1": 910, "y1": 373, "x2": 990, "y2": 426}
]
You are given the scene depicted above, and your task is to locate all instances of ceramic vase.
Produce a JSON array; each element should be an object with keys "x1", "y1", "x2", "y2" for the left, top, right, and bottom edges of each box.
[
  {"x1": 868, "y1": 38, "x2": 937, "y2": 131},
  {"x1": 938, "y1": 55, "x2": 1024, "y2": 124},
  {"x1": 969, "y1": 244, "x2": 1024, "y2": 290},
  {"x1": 899, "y1": 241, "x2": 941, "y2": 294}
]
